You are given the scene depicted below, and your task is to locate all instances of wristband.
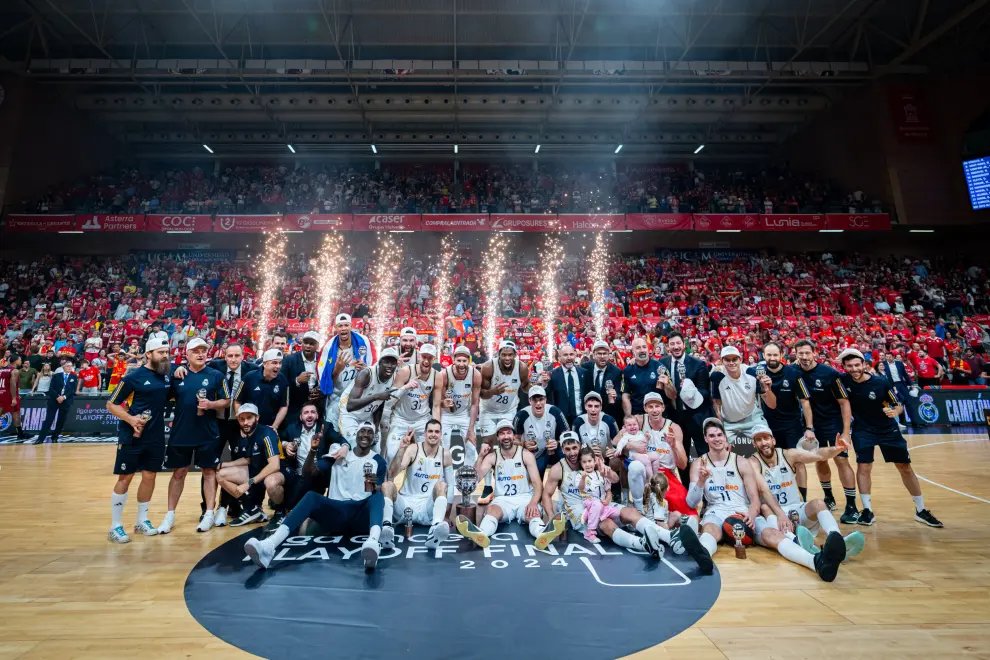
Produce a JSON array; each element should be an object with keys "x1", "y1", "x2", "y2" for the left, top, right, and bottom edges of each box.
[
  {"x1": 248, "y1": 477, "x2": 255, "y2": 487},
  {"x1": 805, "y1": 427, "x2": 814, "y2": 431}
]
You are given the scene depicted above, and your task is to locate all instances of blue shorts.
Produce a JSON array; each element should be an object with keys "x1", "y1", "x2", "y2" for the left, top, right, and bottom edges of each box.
[
  {"x1": 852, "y1": 429, "x2": 911, "y2": 464},
  {"x1": 813, "y1": 422, "x2": 848, "y2": 458},
  {"x1": 768, "y1": 419, "x2": 805, "y2": 450}
]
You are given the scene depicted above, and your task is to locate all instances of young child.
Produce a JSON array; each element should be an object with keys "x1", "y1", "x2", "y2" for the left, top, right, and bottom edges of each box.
[
  {"x1": 579, "y1": 447, "x2": 621, "y2": 543},
  {"x1": 643, "y1": 471, "x2": 682, "y2": 530},
  {"x1": 615, "y1": 415, "x2": 662, "y2": 479}
]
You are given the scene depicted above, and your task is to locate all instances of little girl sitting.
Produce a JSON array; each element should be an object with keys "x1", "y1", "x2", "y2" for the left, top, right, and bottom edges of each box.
[{"x1": 579, "y1": 447, "x2": 621, "y2": 543}]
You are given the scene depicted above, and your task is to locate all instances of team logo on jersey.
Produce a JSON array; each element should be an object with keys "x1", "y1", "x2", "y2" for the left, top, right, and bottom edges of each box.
[
  {"x1": 868, "y1": 391, "x2": 876, "y2": 400},
  {"x1": 202, "y1": 378, "x2": 209, "y2": 387},
  {"x1": 782, "y1": 379, "x2": 789, "y2": 388},
  {"x1": 274, "y1": 386, "x2": 280, "y2": 394},
  {"x1": 650, "y1": 372, "x2": 657, "y2": 380},
  {"x1": 780, "y1": 466, "x2": 788, "y2": 473},
  {"x1": 815, "y1": 379, "x2": 822, "y2": 388},
  {"x1": 726, "y1": 471, "x2": 735, "y2": 477}
]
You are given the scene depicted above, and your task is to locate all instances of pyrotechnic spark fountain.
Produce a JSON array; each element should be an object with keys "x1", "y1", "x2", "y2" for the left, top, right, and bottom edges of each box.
[
  {"x1": 538, "y1": 235, "x2": 565, "y2": 364},
  {"x1": 369, "y1": 233, "x2": 403, "y2": 353},
  {"x1": 431, "y1": 235, "x2": 456, "y2": 350},
  {"x1": 589, "y1": 232, "x2": 610, "y2": 341},
  {"x1": 257, "y1": 230, "x2": 288, "y2": 353},
  {"x1": 481, "y1": 234, "x2": 509, "y2": 358},
  {"x1": 312, "y1": 232, "x2": 348, "y2": 343}
]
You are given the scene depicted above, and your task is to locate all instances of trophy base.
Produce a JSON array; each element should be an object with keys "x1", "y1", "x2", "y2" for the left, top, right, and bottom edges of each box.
[
  {"x1": 734, "y1": 545, "x2": 747, "y2": 560},
  {"x1": 456, "y1": 503, "x2": 477, "y2": 525}
]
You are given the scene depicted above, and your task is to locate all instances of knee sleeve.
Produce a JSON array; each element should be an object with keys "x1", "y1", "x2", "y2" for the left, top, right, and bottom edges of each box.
[{"x1": 627, "y1": 461, "x2": 646, "y2": 499}]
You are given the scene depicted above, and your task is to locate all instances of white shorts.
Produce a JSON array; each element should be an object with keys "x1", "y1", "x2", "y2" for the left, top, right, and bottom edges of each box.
[
  {"x1": 393, "y1": 493, "x2": 435, "y2": 526},
  {"x1": 701, "y1": 505, "x2": 743, "y2": 529},
  {"x1": 723, "y1": 409, "x2": 768, "y2": 448},
  {"x1": 491, "y1": 494, "x2": 538, "y2": 523},
  {"x1": 384, "y1": 418, "x2": 429, "y2": 465},
  {"x1": 479, "y1": 413, "x2": 514, "y2": 438},
  {"x1": 441, "y1": 416, "x2": 478, "y2": 466},
  {"x1": 325, "y1": 394, "x2": 342, "y2": 427}
]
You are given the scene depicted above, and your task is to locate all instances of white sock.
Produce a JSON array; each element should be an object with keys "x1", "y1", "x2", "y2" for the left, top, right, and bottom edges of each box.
[
  {"x1": 528, "y1": 518, "x2": 544, "y2": 538},
  {"x1": 368, "y1": 524, "x2": 381, "y2": 543},
  {"x1": 700, "y1": 532, "x2": 718, "y2": 556},
  {"x1": 685, "y1": 516, "x2": 699, "y2": 534},
  {"x1": 912, "y1": 495, "x2": 925, "y2": 512},
  {"x1": 164, "y1": 510, "x2": 175, "y2": 521},
  {"x1": 861, "y1": 494, "x2": 872, "y2": 510},
  {"x1": 479, "y1": 514, "x2": 498, "y2": 537},
  {"x1": 383, "y1": 497, "x2": 394, "y2": 524},
  {"x1": 611, "y1": 528, "x2": 645, "y2": 550},
  {"x1": 111, "y1": 492, "x2": 127, "y2": 528},
  {"x1": 628, "y1": 465, "x2": 645, "y2": 501},
  {"x1": 816, "y1": 509, "x2": 840, "y2": 535},
  {"x1": 485, "y1": 474, "x2": 493, "y2": 488},
  {"x1": 433, "y1": 496, "x2": 448, "y2": 525},
  {"x1": 266, "y1": 524, "x2": 290, "y2": 548},
  {"x1": 636, "y1": 516, "x2": 670, "y2": 543},
  {"x1": 777, "y1": 537, "x2": 816, "y2": 571},
  {"x1": 137, "y1": 501, "x2": 149, "y2": 523}
]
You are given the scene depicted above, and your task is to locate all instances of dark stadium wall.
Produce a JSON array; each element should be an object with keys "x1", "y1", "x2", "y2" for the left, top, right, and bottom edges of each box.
[{"x1": 1, "y1": 78, "x2": 130, "y2": 207}]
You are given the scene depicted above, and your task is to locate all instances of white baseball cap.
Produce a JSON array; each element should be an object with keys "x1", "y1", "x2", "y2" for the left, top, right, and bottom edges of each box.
[
  {"x1": 495, "y1": 419, "x2": 515, "y2": 433},
  {"x1": 584, "y1": 391, "x2": 602, "y2": 402},
  {"x1": 529, "y1": 385, "x2": 547, "y2": 398},
  {"x1": 237, "y1": 403, "x2": 259, "y2": 417},
  {"x1": 751, "y1": 424, "x2": 774, "y2": 438},
  {"x1": 560, "y1": 430, "x2": 580, "y2": 444},
  {"x1": 592, "y1": 340, "x2": 610, "y2": 352},
  {"x1": 335, "y1": 313, "x2": 352, "y2": 325},
  {"x1": 145, "y1": 337, "x2": 169, "y2": 353},
  {"x1": 302, "y1": 331, "x2": 323, "y2": 343},
  {"x1": 720, "y1": 345, "x2": 742, "y2": 359},
  {"x1": 400, "y1": 326, "x2": 417, "y2": 337},
  {"x1": 419, "y1": 343, "x2": 437, "y2": 357},
  {"x1": 644, "y1": 392, "x2": 664, "y2": 405},
  {"x1": 838, "y1": 348, "x2": 865, "y2": 362},
  {"x1": 262, "y1": 348, "x2": 283, "y2": 362},
  {"x1": 379, "y1": 347, "x2": 399, "y2": 360},
  {"x1": 498, "y1": 340, "x2": 517, "y2": 352},
  {"x1": 453, "y1": 345, "x2": 471, "y2": 357},
  {"x1": 186, "y1": 338, "x2": 208, "y2": 351},
  {"x1": 357, "y1": 421, "x2": 376, "y2": 433}
]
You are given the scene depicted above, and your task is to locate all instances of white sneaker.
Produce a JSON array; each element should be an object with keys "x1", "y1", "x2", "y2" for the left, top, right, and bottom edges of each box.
[
  {"x1": 244, "y1": 537, "x2": 274, "y2": 569},
  {"x1": 156, "y1": 515, "x2": 175, "y2": 535},
  {"x1": 425, "y1": 521, "x2": 450, "y2": 549},
  {"x1": 196, "y1": 512, "x2": 215, "y2": 533},
  {"x1": 380, "y1": 523, "x2": 395, "y2": 550},
  {"x1": 108, "y1": 526, "x2": 130, "y2": 544},
  {"x1": 214, "y1": 507, "x2": 227, "y2": 527},
  {"x1": 361, "y1": 538, "x2": 381, "y2": 571},
  {"x1": 134, "y1": 519, "x2": 158, "y2": 536}
]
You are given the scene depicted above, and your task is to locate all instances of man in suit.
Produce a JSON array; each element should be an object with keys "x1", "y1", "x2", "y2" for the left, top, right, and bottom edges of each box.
[
  {"x1": 36, "y1": 358, "x2": 79, "y2": 444},
  {"x1": 581, "y1": 340, "x2": 623, "y2": 422},
  {"x1": 281, "y1": 331, "x2": 324, "y2": 439},
  {"x1": 546, "y1": 343, "x2": 585, "y2": 426},
  {"x1": 657, "y1": 332, "x2": 715, "y2": 483},
  {"x1": 877, "y1": 351, "x2": 924, "y2": 429}
]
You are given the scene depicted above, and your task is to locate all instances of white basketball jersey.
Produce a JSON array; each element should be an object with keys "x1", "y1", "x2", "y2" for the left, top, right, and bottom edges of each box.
[
  {"x1": 643, "y1": 417, "x2": 677, "y2": 471},
  {"x1": 494, "y1": 446, "x2": 532, "y2": 498},
  {"x1": 392, "y1": 368, "x2": 436, "y2": 424},
  {"x1": 575, "y1": 414, "x2": 610, "y2": 449},
  {"x1": 340, "y1": 364, "x2": 395, "y2": 422},
  {"x1": 581, "y1": 471, "x2": 609, "y2": 501},
  {"x1": 703, "y1": 453, "x2": 750, "y2": 511},
  {"x1": 558, "y1": 461, "x2": 586, "y2": 525},
  {"x1": 333, "y1": 347, "x2": 358, "y2": 396},
  {"x1": 442, "y1": 365, "x2": 474, "y2": 420},
  {"x1": 756, "y1": 448, "x2": 801, "y2": 509},
  {"x1": 481, "y1": 359, "x2": 521, "y2": 416},
  {"x1": 399, "y1": 443, "x2": 444, "y2": 498}
]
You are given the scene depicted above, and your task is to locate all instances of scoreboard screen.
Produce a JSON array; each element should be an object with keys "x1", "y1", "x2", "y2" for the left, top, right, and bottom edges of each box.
[{"x1": 963, "y1": 157, "x2": 990, "y2": 210}]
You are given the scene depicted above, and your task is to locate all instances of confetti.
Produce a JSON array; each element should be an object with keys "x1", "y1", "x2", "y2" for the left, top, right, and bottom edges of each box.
[
  {"x1": 311, "y1": 232, "x2": 348, "y2": 344},
  {"x1": 256, "y1": 230, "x2": 287, "y2": 353}
]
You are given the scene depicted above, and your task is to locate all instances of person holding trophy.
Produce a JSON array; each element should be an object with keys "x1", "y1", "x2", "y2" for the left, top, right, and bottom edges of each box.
[
  {"x1": 710, "y1": 345, "x2": 775, "y2": 455},
  {"x1": 512, "y1": 385, "x2": 569, "y2": 478},
  {"x1": 433, "y1": 345, "x2": 482, "y2": 469},
  {"x1": 381, "y1": 418, "x2": 455, "y2": 550}
]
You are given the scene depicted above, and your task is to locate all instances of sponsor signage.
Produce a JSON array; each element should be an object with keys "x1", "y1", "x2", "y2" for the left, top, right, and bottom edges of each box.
[
  {"x1": 625, "y1": 213, "x2": 693, "y2": 231},
  {"x1": 2, "y1": 214, "x2": 75, "y2": 232},
  {"x1": 421, "y1": 214, "x2": 489, "y2": 231},
  {"x1": 145, "y1": 214, "x2": 213, "y2": 232},
  {"x1": 18, "y1": 395, "x2": 119, "y2": 434},
  {"x1": 693, "y1": 214, "x2": 760, "y2": 231},
  {"x1": 352, "y1": 214, "x2": 422, "y2": 231},
  {"x1": 906, "y1": 389, "x2": 990, "y2": 426},
  {"x1": 759, "y1": 214, "x2": 826, "y2": 231},
  {"x1": 284, "y1": 213, "x2": 353, "y2": 231},
  {"x1": 489, "y1": 214, "x2": 560, "y2": 232},
  {"x1": 825, "y1": 213, "x2": 892, "y2": 231},
  {"x1": 557, "y1": 214, "x2": 624, "y2": 231},
  {"x1": 74, "y1": 214, "x2": 145, "y2": 231},
  {"x1": 213, "y1": 215, "x2": 283, "y2": 232}
]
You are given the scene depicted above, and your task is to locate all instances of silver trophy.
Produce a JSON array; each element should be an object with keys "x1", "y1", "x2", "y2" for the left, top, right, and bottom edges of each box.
[
  {"x1": 677, "y1": 360, "x2": 687, "y2": 381},
  {"x1": 732, "y1": 522, "x2": 747, "y2": 559},
  {"x1": 542, "y1": 357, "x2": 553, "y2": 373},
  {"x1": 755, "y1": 364, "x2": 767, "y2": 379},
  {"x1": 788, "y1": 509, "x2": 801, "y2": 532},
  {"x1": 797, "y1": 434, "x2": 819, "y2": 451},
  {"x1": 455, "y1": 465, "x2": 479, "y2": 522},
  {"x1": 363, "y1": 462, "x2": 375, "y2": 493},
  {"x1": 134, "y1": 409, "x2": 153, "y2": 438},
  {"x1": 196, "y1": 388, "x2": 208, "y2": 416},
  {"x1": 404, "y1": 507, "x2": 414, "y2": 538},
  {"x1": 444, "y1": 382, "x2": 455, "y2": 410}
]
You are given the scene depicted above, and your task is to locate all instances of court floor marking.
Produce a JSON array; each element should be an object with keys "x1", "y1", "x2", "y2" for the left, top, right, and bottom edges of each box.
[
  {"x1": 579, "y1": 556, "x2": 692, "y2": 588},
  {"x1": 910, "y1": 437, "x2": 990, "y2": 504}
]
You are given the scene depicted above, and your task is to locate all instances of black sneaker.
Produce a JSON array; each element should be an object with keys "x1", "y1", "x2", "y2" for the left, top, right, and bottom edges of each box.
[
  {"x1": 857, "y1": 508, "x2": 875, "y2": 526},
  {"x1": 914, "y1": 509, "x2": 943, "y2": 528},
  {"x1": 813, "y1": 531, "x2": 846, "y2": 582},
  {"x1": 823, "y1": 496, "x2": 837, "y2": 511},
  {"x1": 230, "y1": 505, "x2": 265, "y2": 527},
  {"x1": 839, "y1": 506, "x2": 860, "y2": 524},
  {"x1": 263, "y1": 510, "x2": 286, "y2": 535},
  {"x1": 477, "y1": 485, "x2": 494, "y2": 505},
  {"x1": 676, "y1": 525, "x2": 714, "y2": 576}
]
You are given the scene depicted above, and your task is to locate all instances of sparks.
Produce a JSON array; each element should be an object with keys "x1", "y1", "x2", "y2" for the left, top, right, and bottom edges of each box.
[
  {"x1": 312, "y1": 232, "x2": 348, "y2": 344},
  {"x1": 256, "y1": 230, "x2": 288, "y2": 353},
  {"x1": 430, "y1": 234, "x2": 456, "y2": 353},
  {"x1": 481, "y1": 233, "x2": 509, "y2": 358},
  {"x1": 589, "y1": 232, "x2": 610, "y2": 341},
  {"x1": 369, "y1": 233, "x2": 403, "y2": 354},
  {"x1": 538, "y1": 235, "x2": 565, "y2": 365}
]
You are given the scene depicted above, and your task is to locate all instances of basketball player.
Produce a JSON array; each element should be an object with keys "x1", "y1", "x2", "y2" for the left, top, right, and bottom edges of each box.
[
  {"x1": 319, "y1": 313, "x2": 372, "y2": 428},
  {"x1": 711, "y1": 346, "x2": 774, "y2": 453},
  {"x1": 478, "y1": 340, "x2": 530, "y2": 502},
  {"x1": 456, "y1": 420, "x2": 567, "y2": 550},
  {"x1": 838, "y1": 349, "x2": 943, "y2": 528},
  {"x1": 748, "y1": 425, "x2": 866, "y2": 558},
  {"x1": 434, "y1": 345, "x2": 482, "y2": 468},
  {"x1": 379, "y1": 326, "x2": 421, "y2": 443},
  {"x1": 397, "y1": 326, "x2": 420, "y2": 365},
  {"x1": 759, "y1": 342, "x2": 815, "y2": 499},
  {"x1": 572, "y1": 391, "x2": 619, "y2": 453},
  {"x1": 0, "y1": 355, "x2": 26, "y2": 439},
  {"x1": 383, "y1": 344, "x2": 438, "y2": 465},
  {"x1": 794, "y1": 339, "x2": 859, "y2": 524},
  {"x1": 381, "y1": 418, "x2": 454, "y2": 549},
  {"x1": 513, "y1": 385, "x2": 569, "y2": 477},
  {"x1": 339, "y1": 347, "x2": 402, "y2": 445},
  {"x1": 687, "y1": 418, "x2": 845, "y2": 581},
  {"x1": 105, "y1": 337, "x2": 172, "y2": 543},
  {"x1": 244, "y1": 421, "x2": 387, "y2": 571},
  {"x1": 542, "y1": 432, "x2": 715, "y2": 575}
]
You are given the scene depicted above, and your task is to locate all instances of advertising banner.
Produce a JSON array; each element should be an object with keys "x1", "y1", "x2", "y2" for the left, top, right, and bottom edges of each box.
[
  {"x1": 284, "y1": 213, "x2": 353, "y2": 231},
  {"x1": 145, "y1": 214, "x2": 213, "y2": 233},
  {"x1": 489, "y1": 214, "x2": 560, "y2": 232},
  {"x1": 557, "y1": 214, "x2": 624, "y2": 231},
  {"x1": 825, "y1": 213, "x2": 892, "y2": 231},
  {"x1": 420, "y1": 214, "x2": 489, "y2": 231},
  {"x1": 74, "y1": 214, "x2": 146, "y2": 231},
  {"x1": 759, "y1": 214, "x2": 827, "y2": 231},
  {"x1": 625, "y1": 213, "x2": 693, "y2": 231},
  {"x1": 213, "y1": 215, "x2": 283, "y2": 232},
  {"x1": 693, "y1": 214, "x2": 760, "y2": 231},
  {"x1": 2, "y1": 214, "x2": 75, "y2": 232},
  {"x1": 352, "y1": 214, "x2": 422, "y2": 231}
]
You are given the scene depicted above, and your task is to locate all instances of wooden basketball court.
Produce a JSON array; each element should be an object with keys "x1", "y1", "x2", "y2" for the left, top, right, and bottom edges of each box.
[{"x1": 1, "y1": 431, "x2": 988, "y2": 659}]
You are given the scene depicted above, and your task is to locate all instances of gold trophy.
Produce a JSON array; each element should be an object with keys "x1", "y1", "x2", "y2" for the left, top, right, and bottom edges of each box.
[
  {"x1": 196, "y1": 388, "x2": 208, "y2": 416},
  {"x1": 133, "y1": 410, "x2": 153, "y2": 438},
  {"x1": 363, "y1": 463, "x2": 376, "y2": 493},
  {"x1": 404, "y1": 507, "x2": 414, "y2": 539},
  {"x1": 732, "y1": 522, "x2": 747, "y2": 559},
  {"x1": 455, "y1": 465, "x2": 479, "y2": 524}
]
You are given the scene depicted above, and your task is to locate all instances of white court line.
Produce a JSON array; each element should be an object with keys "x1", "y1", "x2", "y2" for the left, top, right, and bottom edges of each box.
[
  {"x1": 909, "y1": 437, "x2": 990, "y2": 504},
  {"x1": 579, "y1": 556, "x2": 692, "y2": 588}
]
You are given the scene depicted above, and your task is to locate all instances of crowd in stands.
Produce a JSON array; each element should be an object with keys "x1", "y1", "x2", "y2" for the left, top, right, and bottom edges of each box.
[
  {"x1": 2, "y1": 245, "x2": 989, "y2": 398},
  {"x1": 15, "y1": 161, "x2": 885, "y2": 216}
]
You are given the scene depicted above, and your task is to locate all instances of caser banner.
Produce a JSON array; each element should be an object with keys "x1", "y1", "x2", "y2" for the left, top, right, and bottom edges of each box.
[
  {"x1": 145, "y1": 214, "x2": 213, "y2": 232},
  {"x1": 352, "y1": 214, "x2": 422, "y2": 231}
]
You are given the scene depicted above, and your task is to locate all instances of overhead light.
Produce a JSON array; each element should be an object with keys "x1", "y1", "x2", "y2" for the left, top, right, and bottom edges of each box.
[
  {"x1": 58, "y1": 230, "x2": 83, "y2": 234},
  {"x1": 716, "y1": 229, "x2": 741, "y2": 233},
  {"x1": 371, "y1": 144, "x2": 378, "y2": 154},
  {"x1": 454, "y1": 144, "x2": 459, "y2": 154},
  {"x1": 389, "y1": 230, "x2": 414, "y2": 233},
  {"x1": 535, "y1": 144, "x2": 541, "y2": 153},
  {"x1": 909, "y1": 229, "x2": 934, "y2": 233},
  {"x1": 819, "y1": 229, "x2": 844, "y2": 233},
  {"x1": 694, "y1": 144, "x2": 705, "y2": 154},
  {"x1": 614, "y1": 144, "x2": 623, "y2": 154},
  {"x1": 166, "y1": 230, "x2": 193, "y2": 234},
  {"x1": 608, "y1": 229, "x2": 633, "y2": 233},
  {"x1": 287, "y1": 144, "x2": 296, "y2": 154},
  {"x1": 202, "y1": 144, "x2": 214, "y2": 154}
]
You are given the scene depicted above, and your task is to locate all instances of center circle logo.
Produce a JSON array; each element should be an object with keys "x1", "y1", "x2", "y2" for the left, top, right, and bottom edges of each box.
[{"x1": 185, "y1": 524, "x2": 721, "y2": 659}]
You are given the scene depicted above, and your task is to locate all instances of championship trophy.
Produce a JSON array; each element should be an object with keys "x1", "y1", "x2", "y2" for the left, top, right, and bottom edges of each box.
[
  {"x1": 404, "y1": 507, "x2": 414, "y2": 538},
  {"x1": 656, "y1": 365, "x2": 668, "y2": 389},
  {"x1": 677, "y1": 360, "x2": 687, "y2": 382},
  {"x1": 443, "y1": 382, "x2": 455, "y2": 411},
  {"x1": 363, "y1": 463, "x2": 375, "y2": 493},
  {"x1": 455, "y1": 465, "x2": 479, "y2": 524},
  {"x1": 788, "y1": 510, "x2": 801, "y2": 532},
  {"x1": 542, "y1": 357, "x2": 553, "y2": 373},
  {"x1": 797, "y1": 435, "x2": 819, "y2": 451},
  {"x1": 732, "y1": 523, "x2": 747, "y2": 559},
  {"x1": 134, "y1": 410, "x2": 153, "y2": 438},
  {"x1": 605, "y1": 379, "x2": 616, "y2": 402},
  {"x1": 196, "y1": 388, "x2": 208, "y2": 416}
]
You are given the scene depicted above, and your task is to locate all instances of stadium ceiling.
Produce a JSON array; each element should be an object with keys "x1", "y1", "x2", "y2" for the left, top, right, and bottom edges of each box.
[{"x1": 1, "y1": 0, "x2": 987, "y2": 159}]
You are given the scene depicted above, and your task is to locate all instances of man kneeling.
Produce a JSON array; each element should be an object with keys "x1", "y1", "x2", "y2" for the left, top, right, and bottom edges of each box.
[{"x1": 245, "y1": 421, "x2": 387, "y2": 571}]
